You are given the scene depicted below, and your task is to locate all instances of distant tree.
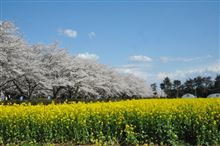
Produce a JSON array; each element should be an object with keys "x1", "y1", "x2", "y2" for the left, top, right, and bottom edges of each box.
[
  {"x1": 190, "y1": 76, "x2": 213, "y2": 97},
  {"x1": 150, "y1": 83, "x2": 157, "y2": 97},
  {"x1": 159, "y1": 75, "x2": 219, "y2": 98},
  {"x1": 173, "y1": 80, "x2": 181, "y2": 97},
  {"x1": 160, "y1": 83, "x2": 165, "y2": 97},
  {"x1": 160, "y1": 83, "x2": 165, "y2": 90},
  {"x1": 161, "y1": 77, "x2": 172, "y2": 97},
  {"x1": 183, "y1": 79, "x2": 194, "y2": 95},
  {"x1": 203, "y1": 76, "x2": 213, "y2": 97},
  {"x1": 214, "y1": 75, "x2": 220, "y2": 92},
  {"x1": 193, "y1": 76, "x2": 204, "y2": 97}
]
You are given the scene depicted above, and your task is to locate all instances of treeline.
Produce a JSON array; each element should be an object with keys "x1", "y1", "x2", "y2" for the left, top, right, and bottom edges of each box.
[
  {"x1": 0, "y1": 21, "x2": 149, "y2": 101},
  {"x1": 151, "y1": 75, "x2": 220, "y2": 98}
]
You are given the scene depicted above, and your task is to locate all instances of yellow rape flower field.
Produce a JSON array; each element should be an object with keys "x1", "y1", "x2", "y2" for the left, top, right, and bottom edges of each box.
[{"x1": 0, "y1": 98, "x2": 220, "y2": 145}]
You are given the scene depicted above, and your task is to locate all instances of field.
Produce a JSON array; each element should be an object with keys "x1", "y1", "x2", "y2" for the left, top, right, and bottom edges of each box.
[{"x1": 0, "y1": 98, "x2": 220, "y2": 145}]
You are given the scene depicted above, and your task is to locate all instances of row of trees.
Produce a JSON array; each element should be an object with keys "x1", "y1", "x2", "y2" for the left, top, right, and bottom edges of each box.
[
  {"x1": 151, "y1": 75, "x2": 220, "y2": 98},
  {"x1": 0, "y1": 21, "x2": 150, "y2": 100}
]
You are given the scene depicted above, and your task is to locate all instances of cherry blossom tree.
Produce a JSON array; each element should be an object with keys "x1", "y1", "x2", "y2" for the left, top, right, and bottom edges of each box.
[
  {"x1": 0, "y1": 21, "x2": 150, "y2": 100},
  {"x1": 0, "y1": 21, "x2": 28, "y2": 97}
]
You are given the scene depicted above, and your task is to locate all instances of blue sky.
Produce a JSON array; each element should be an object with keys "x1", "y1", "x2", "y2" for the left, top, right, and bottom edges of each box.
[{"x1": 1, "y1": 0, "x2": 219, "y2": 84}]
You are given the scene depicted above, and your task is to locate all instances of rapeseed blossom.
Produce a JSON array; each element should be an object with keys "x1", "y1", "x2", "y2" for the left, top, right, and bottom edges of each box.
[{"x1": 0, "y1": 98, "x2": 219, "y2": 145}]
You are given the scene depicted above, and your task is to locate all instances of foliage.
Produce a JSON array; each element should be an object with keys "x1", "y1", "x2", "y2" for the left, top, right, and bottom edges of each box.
[
  {"x1": 160, "y1": 75, "x2": 220, "y2": 98},
  {"x1": 0, "y1": 98, "x2": 220, "y2": 145}
]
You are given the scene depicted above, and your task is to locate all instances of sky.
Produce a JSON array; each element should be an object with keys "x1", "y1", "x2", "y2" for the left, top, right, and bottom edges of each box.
[{"x1": 1, "y1": 0, "x2": 220, "y2": 84}]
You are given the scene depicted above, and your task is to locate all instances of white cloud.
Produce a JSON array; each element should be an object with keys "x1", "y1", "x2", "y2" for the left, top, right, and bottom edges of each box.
[
  {"x1": 88, "y1": 32, "x2": 96, "y2": 39},
  {"x1": 116, "y1": 55, "x2": 153, "y2": 82},
  {"x1": 59, "y1": 28, "x2": 77, "y2": 38},
  {"x1": 157, "y1": 60, "x2": 220, "y2": 81},
  {"x1": 130, "y1": 55, "x2": 152, "y2": 62},
  {"x1": 159, "y1": 55, "x2": 212, "y2": 63},
  {"x1": 76, "y1": 52, "x2": 99, "y2": 61},
  {"x1": 159, "y1": 56, "x2": 171, "y2": 63},
  {"x1": 116, "y1": 67, "x2": 148, "y2": 81},
  {"x1": 115, "y1": 64, "x2": 151, "y2": 81}
]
